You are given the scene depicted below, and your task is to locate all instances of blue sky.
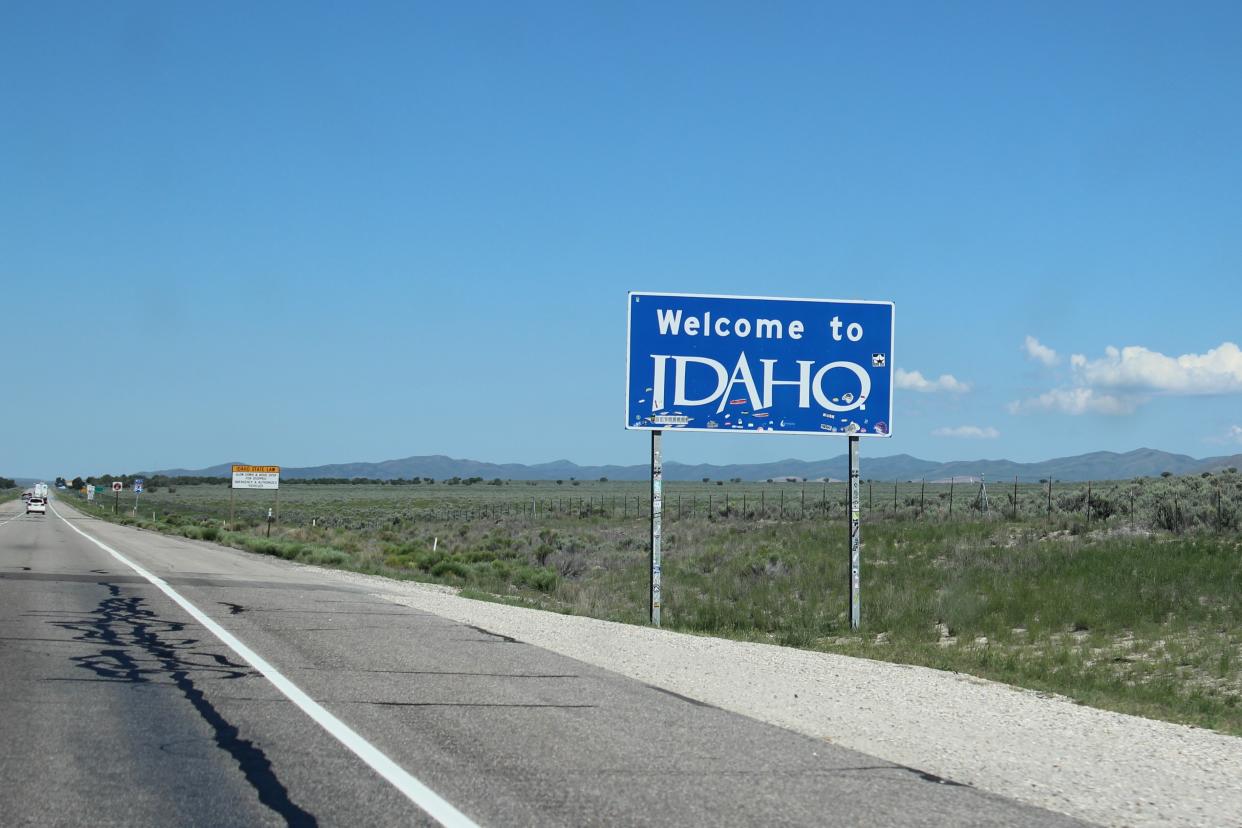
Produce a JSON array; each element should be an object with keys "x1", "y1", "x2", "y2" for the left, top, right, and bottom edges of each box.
[{"x1": 4, "y1": 2, "x2": 1241, "y2": 478}]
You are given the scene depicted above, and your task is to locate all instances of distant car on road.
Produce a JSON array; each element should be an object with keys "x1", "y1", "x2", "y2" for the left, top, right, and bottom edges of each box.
[{"x1": 26, "y1": 497, "x2": 46, "y2": 516}]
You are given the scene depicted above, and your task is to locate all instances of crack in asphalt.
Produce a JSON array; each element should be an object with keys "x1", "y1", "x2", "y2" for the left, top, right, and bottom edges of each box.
[
  {"x1": 363, "y1": 700, "x2": 597, "y2": 709},
  {"x1": 226, "y1": 609, "x2": 422, "y2": 616},
  {"x1": 296, "y1": 666, "x2": 579, "y2": 678}
]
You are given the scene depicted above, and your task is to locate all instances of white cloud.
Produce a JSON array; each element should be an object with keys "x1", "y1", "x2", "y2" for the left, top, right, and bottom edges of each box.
[
  {"x1": 1010, "y1": 341, "x2": 1242, "y2": 418},
  {"x1": 1205, "y1": 425, "x2": 1242, "y2": 446},
  {"x1": 1007, "y1": 388, "x2": 1140, "y2": 416},
  {"x1": 1069, "y1": 342, "x2": 1242, "y2": 394},
  {"x1": 895, "y1": 368, "x2": 970, "y2": 393},
  {"x1": 932, "y1": 425, "x2": 1000, "y2": 439},
  {"x1": 1023, "y1": 335, "x2": 1059, "y2": 366}
]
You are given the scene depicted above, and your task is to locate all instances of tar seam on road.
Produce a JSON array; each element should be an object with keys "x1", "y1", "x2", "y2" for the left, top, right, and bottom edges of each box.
[
  {"x1": 464, "y1": 625, "x2": 519, "y2": 643},
  {"x1": 51, "y1": 503, "x2": 480, "y2": 828},
  {"x1": 47, "y1": 582, "x2": 317, "y2": 826},
  {"x1": 647, "y1": 685, "x2": 719, "y2": 708}
]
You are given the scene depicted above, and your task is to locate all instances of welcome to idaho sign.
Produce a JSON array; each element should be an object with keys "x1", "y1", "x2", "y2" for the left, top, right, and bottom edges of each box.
[{"x1": 625, "y1": 292, "x2": 894, "y2": 437}]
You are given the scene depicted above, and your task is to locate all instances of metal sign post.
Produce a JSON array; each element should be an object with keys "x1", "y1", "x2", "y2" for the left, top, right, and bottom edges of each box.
[
  {"x1": 848, "y1": 436, "x2": 861, "y2": 630},
  {"x1": 650, "y1": 430, "x2": 663, "y2": 626}
]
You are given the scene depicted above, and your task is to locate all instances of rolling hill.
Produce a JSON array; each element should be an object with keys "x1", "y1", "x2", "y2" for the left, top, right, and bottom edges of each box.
[{"x1": 151, "y1": 448, "x2": 1242, "y2": 483}]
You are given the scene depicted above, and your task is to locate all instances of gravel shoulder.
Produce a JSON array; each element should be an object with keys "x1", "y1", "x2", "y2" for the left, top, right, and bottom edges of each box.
[{"x1": 306, "y1": 567, "x2": 1242, "y2": 828}]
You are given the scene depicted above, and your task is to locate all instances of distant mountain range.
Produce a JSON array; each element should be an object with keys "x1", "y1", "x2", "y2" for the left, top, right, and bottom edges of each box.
[{"x1": 153, "y1": 448, "x2": 1242, "y2": 483}]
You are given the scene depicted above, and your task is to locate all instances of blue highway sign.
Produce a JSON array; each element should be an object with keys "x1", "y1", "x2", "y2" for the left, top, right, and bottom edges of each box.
[{"x1": 626, "y1": 292, "x2": 894, "y2": 437}]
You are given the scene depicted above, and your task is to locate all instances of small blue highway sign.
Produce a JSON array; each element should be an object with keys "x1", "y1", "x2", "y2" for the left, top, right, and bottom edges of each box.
[{"x1": 626, "y1": 292, "x2": 894, "y2": 437}]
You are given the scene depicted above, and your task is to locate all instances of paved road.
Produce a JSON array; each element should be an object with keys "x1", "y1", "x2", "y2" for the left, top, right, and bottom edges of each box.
[{"x1": 0, "y1": 498, "x2": 1086, "y2": 826}]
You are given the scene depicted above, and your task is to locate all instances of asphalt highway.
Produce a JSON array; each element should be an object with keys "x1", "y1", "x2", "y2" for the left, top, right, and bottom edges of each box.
[{"x1": 0, "y1": 498, "x2": 1086, "y2": 827}]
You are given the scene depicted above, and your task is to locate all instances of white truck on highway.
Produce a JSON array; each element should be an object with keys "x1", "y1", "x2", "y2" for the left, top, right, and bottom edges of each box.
[{"x1": 34, "y1": 482, "x2": 49, "y2": 500}]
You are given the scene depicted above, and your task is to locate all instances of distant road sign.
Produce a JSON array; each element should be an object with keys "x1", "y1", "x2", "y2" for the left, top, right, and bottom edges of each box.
[
  {"x1": 94, "y1": 485, "x2": 106, "y2": 493},
  {"x1": 111, "y1": 482, "x2": 123, "y2": 492},
  {"x1": 626, "y1": 292, "x2": 894, "y2": 436},
  {"x1": 232, "y1": 465, "x2": 280, "y2": 490},
  {"x1": 133, "y1": 478, "x2": 144, "y2": 494}
]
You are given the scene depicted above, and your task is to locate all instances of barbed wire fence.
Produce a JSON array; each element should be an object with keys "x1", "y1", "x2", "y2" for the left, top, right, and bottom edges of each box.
[
  {"x1": 305, "y1": 473, "x2": 1242, "y2": 534},
  {"x1": 72, "y1": 472, "x2": 1240, "y2": 535}
]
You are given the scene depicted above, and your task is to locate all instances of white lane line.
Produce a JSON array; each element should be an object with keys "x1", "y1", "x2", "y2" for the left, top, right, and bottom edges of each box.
[{"x1": 51, "y1": 503, "x2": 479, "y2": 828}]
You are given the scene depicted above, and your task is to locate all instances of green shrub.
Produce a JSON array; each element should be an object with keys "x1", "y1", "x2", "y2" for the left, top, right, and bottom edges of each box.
[
  {"x1": 516, "y1": 566, "x2": 558, "y2": 593},
  {"x1": 430, "y1": 559, "x2": 469, "y2": 579},
  {"x1": 306, "y1": 547, "x2": 348, "y2": 565}
]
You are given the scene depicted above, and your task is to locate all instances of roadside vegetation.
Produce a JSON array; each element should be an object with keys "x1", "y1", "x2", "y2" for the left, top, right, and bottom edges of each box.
[
  {"x1": 59, "y1": 471, "x2": 1242, "y2": 735},
  {"x1": 0, "y1": 478, "x2": 22, "y2": 504}
]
